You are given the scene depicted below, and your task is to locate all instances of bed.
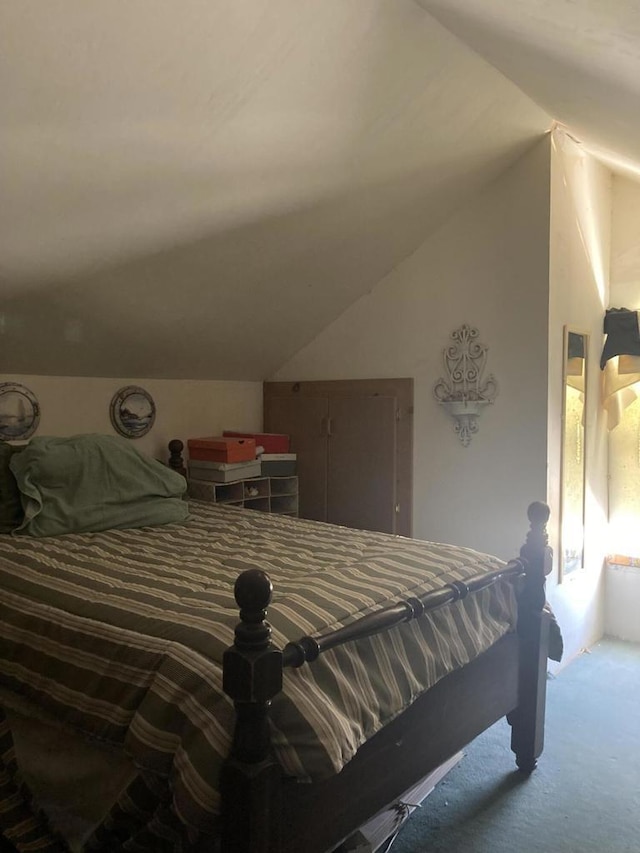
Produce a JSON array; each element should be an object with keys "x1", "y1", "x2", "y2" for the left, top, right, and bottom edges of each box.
[{"x1": 0, "y1": 436, "x2": 556, "y2": 853}]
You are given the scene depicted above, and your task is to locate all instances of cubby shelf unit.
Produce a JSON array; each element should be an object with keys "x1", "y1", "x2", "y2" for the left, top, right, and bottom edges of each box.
[{"x1": 187, "y1": 475, "x2": 299, "y2": 517}]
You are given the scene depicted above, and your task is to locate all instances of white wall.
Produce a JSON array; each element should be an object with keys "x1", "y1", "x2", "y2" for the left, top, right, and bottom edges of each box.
[
  {"x1": 273, "y1": 131, "x2": 614, "y2": 664},
  {"x1": 546, "y1": 130, "x2": 611, "y2": 663},
  {"x1": 0, "y1": 374, "x2": 262, "y2": 461},
  {"x1": 273, "y1": 137, "x2": 552, "y2": 561},
  {"x1": 608, "y1": 174, "x2": 640, "y2": 554},
  {"x1": 610, "y1": 174, "x2": 640, "y2": 309},
  {"x1": 605, "y1": 174, "x2": 640, "y2": 641}
]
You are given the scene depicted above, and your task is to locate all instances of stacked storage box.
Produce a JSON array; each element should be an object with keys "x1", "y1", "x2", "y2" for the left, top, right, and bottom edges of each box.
[
  {"x1": 223, "y1": 431, "x2": 296, "y2": 476},
  {"x1": 187, "y1": 436, "x2": 259, "y2": 485},
  {"x1": 186, "y1": 435, "x2": 298, "y2": 515},
  {"x1": 188, "y1": 436, "x2": 257, "y2": 463}
]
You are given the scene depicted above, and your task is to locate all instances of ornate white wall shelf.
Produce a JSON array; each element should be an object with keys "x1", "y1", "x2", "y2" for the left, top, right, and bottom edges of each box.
[{"x1": 433, "y1": 324, "x2": 498, "y2": 446}]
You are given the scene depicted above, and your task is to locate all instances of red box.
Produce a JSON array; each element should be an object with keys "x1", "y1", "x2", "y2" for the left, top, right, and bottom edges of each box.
[
  {"x1": 188, "y1": 436, "x2": 256, "y2": 463},
  {"x1": 223, "y1": 431, "x2": 290, "y2": 454}
]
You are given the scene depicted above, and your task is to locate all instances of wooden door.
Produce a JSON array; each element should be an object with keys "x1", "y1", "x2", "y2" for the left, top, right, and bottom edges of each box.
[
  {"x1": 264, "y1": 379, "x2": 413, "y2": 536},
  {"x1": 263, "y1": 394, "x2": 329, "y2": 522},
  {"x1": 327, "y1": 395, "x2": 397, "y2": 534}
]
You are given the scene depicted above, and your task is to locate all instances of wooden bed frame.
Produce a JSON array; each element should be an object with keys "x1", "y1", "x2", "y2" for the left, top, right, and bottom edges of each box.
[
  {"x1": 213, "y1": 493, "x2": 552, "y2": 853},
  {"x1": 0, "y1": 445, "x2": 552, "y2": 853}
]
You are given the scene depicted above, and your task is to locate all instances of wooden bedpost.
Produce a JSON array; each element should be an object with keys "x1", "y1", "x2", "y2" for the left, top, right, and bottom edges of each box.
[
  {"x1": 509, "y1": 501, "x2": 552, "y2": 773},
  {"x1": 167, "y1": 439, "x2": 187, "y2": 477},
  {"x1": 221, "y1": 569, "x2": 283, "y2": 853}
]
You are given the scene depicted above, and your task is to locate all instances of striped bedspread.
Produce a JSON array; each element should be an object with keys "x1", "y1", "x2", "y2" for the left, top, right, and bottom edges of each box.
[{"x1": 0, "y1": 501, "x2": 516, "y2": 847}]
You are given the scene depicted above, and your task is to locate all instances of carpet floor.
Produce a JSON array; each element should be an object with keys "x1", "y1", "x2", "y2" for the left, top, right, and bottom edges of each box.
[{"x1": 388, "y1": 638, "x2": 640, "y2": 853}]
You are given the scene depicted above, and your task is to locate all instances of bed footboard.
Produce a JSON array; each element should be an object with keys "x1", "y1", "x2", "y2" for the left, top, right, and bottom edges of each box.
[{"x1": 220, "y1": 502, "x2": 552, "y2": 853}]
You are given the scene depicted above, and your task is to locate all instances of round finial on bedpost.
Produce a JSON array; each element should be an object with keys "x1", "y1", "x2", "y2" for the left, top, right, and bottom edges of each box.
[
  {"x1": 525, "y1": 502, "x2": 552, "y2": 576},
  {"x1": 233, "y1": 569, "x2": 273, "y2": 650},
  {"x1": 234, "y1": 568, "x2": 273, "y2": 614},
  {"x1": 521, "y1": 501, "x2": 552, "y2": 603},
  {"x1": 527, "y1": 501, "x2": 550, "y2": 527},
  {"x1": 168, "y1": 439, "x2": 186, "y2": 476}
]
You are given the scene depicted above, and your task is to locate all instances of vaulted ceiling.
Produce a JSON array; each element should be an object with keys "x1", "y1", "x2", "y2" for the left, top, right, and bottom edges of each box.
[
  {"x1": 2, "y1": 1, "x2": 639, "y2": 379},
  {"x1": 418, "y1": 0, "x2": 640, "y2": 175}
]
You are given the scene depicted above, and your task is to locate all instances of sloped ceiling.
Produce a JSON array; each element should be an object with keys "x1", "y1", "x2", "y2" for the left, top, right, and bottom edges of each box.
[
  {"x1": 9, "y1": 2, "x2": 640, "y2": 380},
  {"x1": 0, "y1": 0, "x2": 552, "y2": 379},
  {"x1": 418, "y1": 0, "x2": 640, "y2": 175}
]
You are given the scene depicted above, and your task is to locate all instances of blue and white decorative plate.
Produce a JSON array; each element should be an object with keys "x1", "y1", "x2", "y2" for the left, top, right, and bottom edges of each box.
[
  {"x1": 110, "y1": 385, "x2": 156, "y2": 439},
  {"x1": 0, "y1": 382, "x2": 41, "y2": 440}
]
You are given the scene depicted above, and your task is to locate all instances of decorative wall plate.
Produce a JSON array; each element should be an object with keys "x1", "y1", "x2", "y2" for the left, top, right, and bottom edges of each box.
[
  {"x1": 0, "y1": 382, "x2": 41, "y2": 440},
  {"x1": 110, "y1": 385, "x2": 156, "y2": 439}
]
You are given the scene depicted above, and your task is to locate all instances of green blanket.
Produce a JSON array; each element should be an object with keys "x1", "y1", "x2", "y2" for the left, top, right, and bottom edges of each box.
[{"x1": 10, "y1": 434, "x2": 188, "y2": 536}]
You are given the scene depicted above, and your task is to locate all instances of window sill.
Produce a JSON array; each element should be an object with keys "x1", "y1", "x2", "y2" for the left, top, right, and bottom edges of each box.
[{"x1": 607, "y1": 554, "x2": 640, "y2": 567}]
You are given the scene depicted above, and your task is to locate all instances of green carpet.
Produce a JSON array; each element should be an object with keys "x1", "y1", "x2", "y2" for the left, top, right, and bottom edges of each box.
[{"x1": 389, "y1": 639, "x2": 640, "y2": 853}]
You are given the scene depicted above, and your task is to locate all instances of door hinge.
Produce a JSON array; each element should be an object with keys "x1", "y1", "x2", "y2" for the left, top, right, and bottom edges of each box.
[{"x1": 395, "y1": 503, "x2": 400, "y2": 514}]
